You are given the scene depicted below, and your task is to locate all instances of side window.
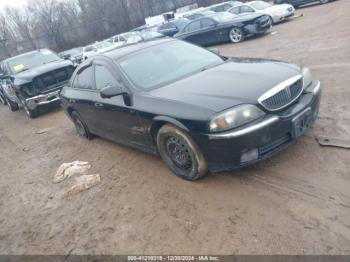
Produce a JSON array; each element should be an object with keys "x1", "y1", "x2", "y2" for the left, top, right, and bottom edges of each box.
[
  {"x1": 183, "y1": 20, "x2": 201, "y2": 33},
  {"x1": 229, "y1": 7, "x2": 240, "y2": 15},
  {"x1": 95, "y1": 65, "x2": 117, "y2": 90},
  {"x1": 222, "y1": 4, "x2": 233, "y2": 11},
  {"x1": 214, "y1": 5, "x2": 225, "y2": 12},
  {"x1": 201, "y1": 18, "x2": 216, "y2": 28},
  {"x1": 240, "y1": 6, "x2": 255, "y2": 13},
  {"x1": 73, "y1": 66, "x2": 94, "y2": 90}
]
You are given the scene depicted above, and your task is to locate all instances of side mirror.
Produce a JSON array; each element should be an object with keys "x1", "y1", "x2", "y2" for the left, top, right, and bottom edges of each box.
[
  {"x1": 100, "y1": 83, "x2": 125, "y2": 99},
  {"x1": 208, "y1": 48, "x2": 220, "y2": 56}
]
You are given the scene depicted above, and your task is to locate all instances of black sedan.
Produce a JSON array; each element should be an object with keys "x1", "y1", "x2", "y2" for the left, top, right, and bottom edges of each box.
[
  {"x1": 174, "y1": 12, "x2": 271, "y2": 46},
  {"x1": 60, "y1": 39, "x2": 321, "y2": 181}
]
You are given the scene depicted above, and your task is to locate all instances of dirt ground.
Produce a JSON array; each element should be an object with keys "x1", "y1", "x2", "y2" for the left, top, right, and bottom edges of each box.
[{"x1": 0, "y1": 0, "x2": 350, "y2": 255}]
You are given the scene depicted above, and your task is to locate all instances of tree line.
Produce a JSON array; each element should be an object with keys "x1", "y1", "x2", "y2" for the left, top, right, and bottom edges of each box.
[{"x1": 0, "y1": 0, "x2": 227, "y2": 58}]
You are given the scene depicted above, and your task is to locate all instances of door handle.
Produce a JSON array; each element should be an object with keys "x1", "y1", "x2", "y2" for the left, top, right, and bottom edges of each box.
[{"x1": 94, "y1": 102, "x2": 104, "y2": 108}]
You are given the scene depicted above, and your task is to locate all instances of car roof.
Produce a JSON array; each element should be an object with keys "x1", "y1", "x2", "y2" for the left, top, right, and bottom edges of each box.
[{"x1": 101, "y1": 38, "x2": 175, "y2": 61}]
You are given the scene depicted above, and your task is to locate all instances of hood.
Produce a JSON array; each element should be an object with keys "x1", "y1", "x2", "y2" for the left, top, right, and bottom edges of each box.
[
  {"x1": 148, "y1": 58, "x2": 301, "y2": 113},
  {"x1": 13, "y1": 60, "x2": 73, "y2": 86}
]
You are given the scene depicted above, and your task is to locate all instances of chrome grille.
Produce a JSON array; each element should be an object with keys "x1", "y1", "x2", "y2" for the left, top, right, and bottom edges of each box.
[{"x1": 259, "y1": 75, "x2": 303, "y2": 111}]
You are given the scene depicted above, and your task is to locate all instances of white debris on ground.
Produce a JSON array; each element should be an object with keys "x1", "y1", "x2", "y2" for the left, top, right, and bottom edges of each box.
[
  {"x1": 65, "y1": 174, "x2": 101, "y2": 196},
  {"x1": 53, "y1": 161, "x2": 101, "y2": 196},
  {"x1": 53, "y1": 161, "x2": 91, "y2": 183}
]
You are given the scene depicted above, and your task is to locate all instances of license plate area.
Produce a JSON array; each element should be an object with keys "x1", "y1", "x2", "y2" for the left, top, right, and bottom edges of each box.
[{"x1": 292, "y1": 108, "x2": 313, "y2": 138}]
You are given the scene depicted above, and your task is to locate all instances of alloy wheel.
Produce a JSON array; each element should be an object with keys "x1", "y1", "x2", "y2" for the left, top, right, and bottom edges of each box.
[{"x1": 229, "y1": 28, "x2": 243, "y2": 43}]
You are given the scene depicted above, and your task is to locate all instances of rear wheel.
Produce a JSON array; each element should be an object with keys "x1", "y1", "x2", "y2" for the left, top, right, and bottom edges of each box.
[
  {"x1": 228, "y1": 27, "x2": 245, "y2": 43},
  {"x1": 156, "y1": 124, "x2": 207, "y2": 181},
  {"x1": 71, "y1": 111, "x2": 93, "y2": 139}
]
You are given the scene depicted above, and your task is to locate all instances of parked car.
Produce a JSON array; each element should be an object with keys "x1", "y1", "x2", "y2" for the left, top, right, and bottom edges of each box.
[
  {"x1": 174, "y1": 12, "x2": 271, "y2": 46},
  {"x1": 157, "y1": 19, "x2": 190, "y2": 37},
  {"x1": 138, "y1": 31, "x2": 166, "y2": 41},
  {"x1": 59, "y1": 47, "x2": 83, "y2": 65},
  {"x1": 182, "y1": 10, "x2": 216, "y2": 20},
  {"x1": 207, "y1": 1, "x2": 243, "y2": 12},
  {"x1": 108, "y1": 32, "x2": 144, "y2": 48},
  {"x1": 228, "y1": 1, "x2": 295, "y2": 24},
  {"x1": 60, "y1": 39, "x2": 321, "y2": 180},
  {"x1": 0, "y1": 49, "x2": 75, "y2": 118},
  {"x1": 82, "y1": 41, "x2": 116, "y2": 60},
  {"x1": 273, "y1": 0, "x2": 332, "y2": 8}
]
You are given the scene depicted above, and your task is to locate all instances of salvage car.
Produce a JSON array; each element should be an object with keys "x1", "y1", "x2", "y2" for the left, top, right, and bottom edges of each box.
[
  {"x1": 82, "y1": 41, "x2": 116, "y2": 60},
  {"x1": 108, "y1": 32, "x2": 144, "y2": 48},
  {"x1": 59, "y1": 47, "x2": 83, "y2": 65},
  {"x1": 228, "y1": 1, "x2": 295, "y2": 24},
  {"x1": 273, "y1": 0, "x2": 331, "y2": 8},
  {"x1": 174, "y1": 12, "x2": 271, "y2": 46},
  {"x1": 207, "y1": 1, "x2": 243, "y2": 12},
  {"x1": 0, "y1": 49, "x2": 75, "y2": 118},
  {"x1": 60, "y1": 39, "x2": 321, "y2": 181},
  {"x1": 157, "y1": 19, "x2": 190, "y2": 37}
]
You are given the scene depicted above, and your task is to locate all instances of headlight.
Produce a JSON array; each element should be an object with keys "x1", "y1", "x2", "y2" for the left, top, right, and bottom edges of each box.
[
  {"x1": 302, "y1": 67, "x2": 312, "y2": 89},
  {"x1": 209, "y1": 104, "x2": 265, "y2": 132}
]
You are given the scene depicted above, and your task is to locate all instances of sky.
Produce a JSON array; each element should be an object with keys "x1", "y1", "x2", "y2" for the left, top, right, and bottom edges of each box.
[{"x1": 0, "y1": 0, "x2": 28, "y2": 11}]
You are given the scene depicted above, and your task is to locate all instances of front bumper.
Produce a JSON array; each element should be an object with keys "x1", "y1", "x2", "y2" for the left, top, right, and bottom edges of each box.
[
  {"x1": 192, "y1": 80, "x2": 321, "y2": 172},
  {"x1": 25, "y1": 89, "x2": 61, "y2": 110}
]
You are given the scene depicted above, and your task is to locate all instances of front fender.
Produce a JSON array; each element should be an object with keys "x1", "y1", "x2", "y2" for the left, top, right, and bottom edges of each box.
[{"x1": 153, "y1": 116, "x2": 189, "y2": 132}]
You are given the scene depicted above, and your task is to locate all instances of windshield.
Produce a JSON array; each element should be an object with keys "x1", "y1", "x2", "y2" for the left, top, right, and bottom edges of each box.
[
  {"x1": 7, "y1": 50, "x2": 61, "y2": 74},
  {"x1": 250, "y1": 1, "x2": 271, "y2": 10},
  {"x1": 118, "y1": 41, "x2": 223, "y2": 90}
]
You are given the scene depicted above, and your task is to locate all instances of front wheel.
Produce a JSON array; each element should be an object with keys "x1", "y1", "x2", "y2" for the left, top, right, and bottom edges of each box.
[
  {"x1": 5, "y1": 97, "x2": 19, "y2": 112},
  {"x1": 157, "y1": 124, "x2": 208, "y2": 181},
  {"x1": 0, "y1": 93, "x2": 7, "y2": 105},
  {"x1": 22, "y1": 100, "x2": 39, "y2": 118},
  {"x1": 228, "y1": 27, "x2": 245, "y2": 43}
]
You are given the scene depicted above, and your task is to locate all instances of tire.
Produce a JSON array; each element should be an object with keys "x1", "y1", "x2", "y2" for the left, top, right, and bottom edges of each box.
[
  {"x1": 5, "y1": 96, "x2": 19, "y2": 111},
  {"x1": 267, "y1": 16, "x2": 274, "y2": 26},
  {"x1": 156, "y1": 124, "x2": 208, "y2": 181},
  {"x1": 228, "y1": 27, "x2": 245, "y2": 43},
  {"x1": 71, "y1": 111, "x2": 93, "y2": 140},
  {"x1": 21, "y1": 99, "x2": 39, "y2": 119}
]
